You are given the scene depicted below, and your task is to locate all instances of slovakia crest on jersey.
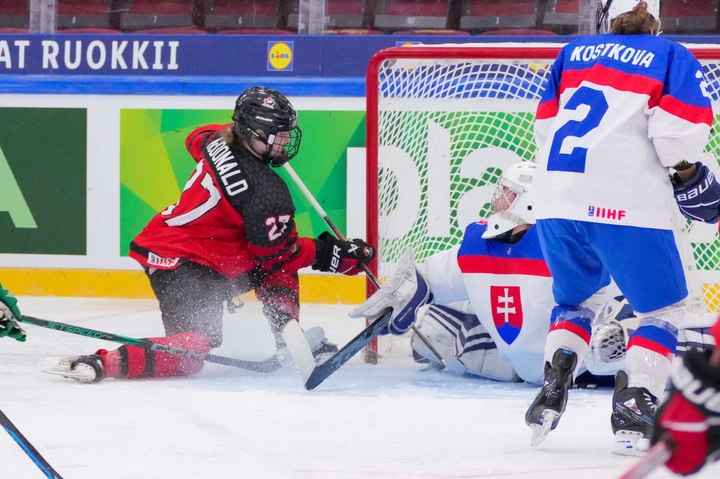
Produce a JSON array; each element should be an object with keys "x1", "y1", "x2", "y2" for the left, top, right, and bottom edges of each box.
[{"x1": 490, "y1": 285, "x2": 523, "y2": 345}]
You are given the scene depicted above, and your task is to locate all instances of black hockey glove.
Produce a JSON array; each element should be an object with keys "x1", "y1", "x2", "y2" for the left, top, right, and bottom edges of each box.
[
  {"x1": 671, "y1": 162, "x2": 720, "y2": 223},
  {"x1": 651, "y1": 349, "x2": 720, "y2": 476},
  {"x1": 312, "y1": 232, "x2": 375, "y2": 275}
]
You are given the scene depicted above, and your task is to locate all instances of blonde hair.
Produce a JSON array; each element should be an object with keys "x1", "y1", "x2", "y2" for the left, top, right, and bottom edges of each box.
[{"x1": 610, "y1": 2, "x2": 659, "y2": 34}]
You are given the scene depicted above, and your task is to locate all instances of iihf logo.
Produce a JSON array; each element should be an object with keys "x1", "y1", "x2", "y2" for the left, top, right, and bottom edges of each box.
[{"x1": 588, "y1": 205, "x2": 626, "y2": 221}]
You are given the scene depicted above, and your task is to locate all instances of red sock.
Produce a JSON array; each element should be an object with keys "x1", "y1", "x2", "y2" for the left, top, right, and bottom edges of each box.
[{"x1": 98, "y1": 332, "x2": 211, "y2": 379}]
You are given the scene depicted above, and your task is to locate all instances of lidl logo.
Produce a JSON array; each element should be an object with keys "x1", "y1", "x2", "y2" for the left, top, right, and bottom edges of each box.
[
  {"x1": 396, "y1": 41, "x2": 422, "y2": 47},
  {"x1": 268, "y1": 41, "x2": 294, "y2": 71}
]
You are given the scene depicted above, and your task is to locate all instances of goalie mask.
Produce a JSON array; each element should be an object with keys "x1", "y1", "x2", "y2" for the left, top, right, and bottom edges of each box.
[
  {"x1": 232, "y1": 86, "x2": 302, "y2": 167},
  {"x1": 482, "y1": 162, "x2": 536, "y2": 239},
  {"x1": 596, "y1": 0, "x2": 660, "y2": 34}
]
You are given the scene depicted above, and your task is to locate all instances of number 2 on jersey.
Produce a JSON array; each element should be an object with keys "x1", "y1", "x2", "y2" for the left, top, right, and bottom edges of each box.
[
  {"x1": 547, "y1": 86, "x2": 608, "y2": 174},
  {"x1": 266, "y1": 215, "x2": 291, "y2": 241},
  {"x1": 161, "y1": 161, "x2": 222, "y2": 227}
]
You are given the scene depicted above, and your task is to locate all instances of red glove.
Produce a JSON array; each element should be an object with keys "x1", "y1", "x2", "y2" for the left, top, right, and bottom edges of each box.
[{"x1": 651, "y1": 349, "x2": 720, "y2": 476}]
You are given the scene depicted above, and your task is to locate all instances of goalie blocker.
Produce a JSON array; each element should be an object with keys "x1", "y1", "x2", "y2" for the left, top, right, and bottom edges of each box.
[{"x1": 350, "y1": 249, "x2": 431, "y2": 336}]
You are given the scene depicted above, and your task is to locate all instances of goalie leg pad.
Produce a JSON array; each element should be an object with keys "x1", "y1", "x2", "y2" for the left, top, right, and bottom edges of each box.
[
  {"x1": 350, "y1": 249, "x2": 430, "y2": 335},
  {"x1": 411, "y1": 304, "x2": 460, "y2": 364},
  {"x1": 101, "y1": 332, "x2": 212, "y2": 379},
  {"x1": 411, "y1": 304, "x2": 517, "y2": 381}
]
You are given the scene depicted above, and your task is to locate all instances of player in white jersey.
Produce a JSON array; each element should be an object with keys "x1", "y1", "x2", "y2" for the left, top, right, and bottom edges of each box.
[{"x1": 530, "y1": 0, "x2": 716, "y2": 454}]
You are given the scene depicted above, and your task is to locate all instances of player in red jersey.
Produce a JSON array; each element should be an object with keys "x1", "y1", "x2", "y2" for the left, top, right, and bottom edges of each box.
[
  {"x1": 48, "y1": 87, "x2": 374, "y2": 383},
  {"x1": 650, "y1": 319, "x2": 720, "y2": 476}
]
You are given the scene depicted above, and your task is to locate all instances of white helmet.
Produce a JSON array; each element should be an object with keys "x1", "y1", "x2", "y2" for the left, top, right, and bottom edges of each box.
[
  {"x1": 596, "y1": 0, "x2": 660, "y2": 34},
  {"x1": 481, "y1": 162, "x2": 536, "y2": 239}
]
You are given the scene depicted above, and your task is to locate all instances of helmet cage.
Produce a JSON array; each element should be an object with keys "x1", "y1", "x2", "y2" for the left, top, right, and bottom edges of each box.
[
  {"x1": 481, "y1": 163, "x2": 536, "y2": 239},
  {"x1": 232, "y1": 87, "x2": 303, "y2": 167}
]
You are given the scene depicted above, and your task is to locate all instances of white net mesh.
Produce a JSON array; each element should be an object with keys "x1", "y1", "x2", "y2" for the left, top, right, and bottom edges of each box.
[{"x1": 370, "y1": 45, "x2": 720, "y2": 354}]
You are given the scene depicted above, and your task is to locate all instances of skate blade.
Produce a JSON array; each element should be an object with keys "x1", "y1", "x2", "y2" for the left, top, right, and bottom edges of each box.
[
  {"x1": 612, "y1": 430, "x2": 650, "y2": 456},
  {"x1": 530, "y1": 410, "x2": 559, "y2": 448},
  {"x1": 43, "y1": 362, "x2": 96, "y2": 383}
]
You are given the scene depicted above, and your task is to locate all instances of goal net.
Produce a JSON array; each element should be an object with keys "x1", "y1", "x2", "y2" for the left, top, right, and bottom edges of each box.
[{"x1": 365, "y1": 43, "x2": 720, "y2": 362}]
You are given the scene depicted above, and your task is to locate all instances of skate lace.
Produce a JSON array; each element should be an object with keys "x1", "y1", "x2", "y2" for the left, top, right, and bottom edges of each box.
[{"x1": 544, "y1": 380, "x2": 563, "y2": 406}]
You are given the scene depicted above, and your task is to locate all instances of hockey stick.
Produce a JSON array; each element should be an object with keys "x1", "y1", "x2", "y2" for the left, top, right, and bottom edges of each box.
[
  {"x1": 304, "y1": 308, "x2": 392, "y2": 390},
  {"x1": 283, "y1": 163, "x2": 447, "y2": 367},
  {"x1": 617, "y1": 442, "x2": 672, "y2": 479},
  {"x1": 0, "y1": 408, "x2": 64, "y2": 479},
  {"x1": 21, "y1": 316, "x2": 281, "y2": 373}
]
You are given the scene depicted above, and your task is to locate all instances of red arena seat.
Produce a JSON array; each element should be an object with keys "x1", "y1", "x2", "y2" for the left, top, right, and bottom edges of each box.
[
  {"x1": 480, "y1": 28, "x2": 557, "y2": 35},
  {"x1": 555, "y1": 0, "x2": 579, "y2": 14},
  {"x1": 218, "y1": 29, "x2": 295, "y2": 34},
  {"x1": 543, "y1": 0, "x2": 579, "y2": 34},
  {"x1": 663, "y1": 0, "x2": 715, "y2": 16},
  {"x1": 57, "y1": 0, "x2": 119, "y2": 30},
  {"x1": 392, "y1": 28, "x2": 469, "y2": 35},
  {"x1": 133, "y1": 27, "x2": 207, "y2": 33},
  {"x1": 58, "y1": 28, "x2": 123, "y2": 33},
  {"x1": 325, "y1": 28, "x2": 383, "y2": 35},
  {"x1": 118, "y1": 0, "x2": 201, "y2": 32},
  {"x1": 375, "y1": 0, "x2": 452, "y2": 33},
  {"x1": 326, "y1": 0, "x2": 364, "y2": 29},
  {"x1": 460, "y1": 0, "x2": 537, "y2": 33},
  {"x1": 287, "y1": 0, "x2": 375, "y2": 32},
  {"x1": 203, "y1": 0, "x2": 287, "y2": 32},
  {"x1": 0, "y1": 28, "x2": 28, "y2": 33},
  {"x1": 662, "y1": 0, "x2": 716, "y2": 34},
  {"x1": 0, "y1": 0, "x2": 29, "y2": 30}
]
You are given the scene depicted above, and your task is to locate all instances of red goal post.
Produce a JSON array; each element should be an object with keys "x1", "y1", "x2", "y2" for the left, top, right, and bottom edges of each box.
[{"x1": 364, "y1": 43, "x2": 720, "y2": 363}]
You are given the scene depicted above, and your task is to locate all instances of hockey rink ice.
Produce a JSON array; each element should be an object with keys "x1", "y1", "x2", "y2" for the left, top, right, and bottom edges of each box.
[{"x1": 1, "y1": 297, "x2": 717, "y2": 479}]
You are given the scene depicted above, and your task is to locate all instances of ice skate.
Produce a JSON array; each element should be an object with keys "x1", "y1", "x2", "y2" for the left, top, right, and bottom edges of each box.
[
  {"x1": 310, "y1": 337, "x2": 339, "y2": 364},
  {"x1": 44, "y1": 354, "x2": 104, "y2": 383},
  {"x1": 526, "y1": 349, "x2": 577, "y2": 447},
  {"x1": 274, "y1": 326, "x2": 338, "y2": 366},
  {"x1": 611, "y1": 370, "x2": 657, "y2": 456}
]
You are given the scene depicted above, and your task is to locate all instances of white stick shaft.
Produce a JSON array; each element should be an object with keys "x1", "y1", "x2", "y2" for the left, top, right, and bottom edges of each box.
[
  {"x1": 283, "y1": 161, "x2": 446, "y2": 365},
  {"x1": 283, "y1": 163, "x2": 330, "y2": 221}
]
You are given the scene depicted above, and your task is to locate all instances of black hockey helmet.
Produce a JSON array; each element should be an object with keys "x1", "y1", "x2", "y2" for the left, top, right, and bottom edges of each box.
[{"x1": 232, "y1": 86, "x2": 302, "y2": 167}]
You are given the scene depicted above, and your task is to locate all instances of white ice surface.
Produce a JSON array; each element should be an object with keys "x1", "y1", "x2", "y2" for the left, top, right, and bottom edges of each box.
[{"x1": 1, "y1": 297, "x2": 717, "y2": 479}]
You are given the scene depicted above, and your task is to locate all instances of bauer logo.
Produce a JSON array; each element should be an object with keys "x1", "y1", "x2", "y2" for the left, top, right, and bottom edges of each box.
[{"x1": 267, "y1": 41, "x2": 294, "y2": 71}]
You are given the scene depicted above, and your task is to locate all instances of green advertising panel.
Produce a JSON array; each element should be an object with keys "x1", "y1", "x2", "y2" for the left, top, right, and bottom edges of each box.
[
  {"x1": 0, "y1": 108, "x2": 87, "y2": 255},
  {"x1": 120, "y1": 109, "x2": 366, "y2": 256}
]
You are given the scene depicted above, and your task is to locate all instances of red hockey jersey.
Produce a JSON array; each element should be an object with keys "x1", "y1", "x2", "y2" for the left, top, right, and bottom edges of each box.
[{"x1": 130, "y1": 124, "x2": 316, "y2": 280}]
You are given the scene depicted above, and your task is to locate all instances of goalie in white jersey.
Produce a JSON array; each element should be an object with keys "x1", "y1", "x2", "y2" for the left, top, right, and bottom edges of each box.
[
  {"x1": 530, "y1": 0, "x2": 716, "y2": 454},
  {"x1": 408, "y1": 162, "x2": 573, "y2": 385}
]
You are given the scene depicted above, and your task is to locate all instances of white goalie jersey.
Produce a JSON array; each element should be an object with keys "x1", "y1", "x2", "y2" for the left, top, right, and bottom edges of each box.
[
  {"x1": 415, "y1": 221, "x2": 717, "y2": 384},
  {"x1": 418, "y1": 221, "x2": 555, "y2": 384}
]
